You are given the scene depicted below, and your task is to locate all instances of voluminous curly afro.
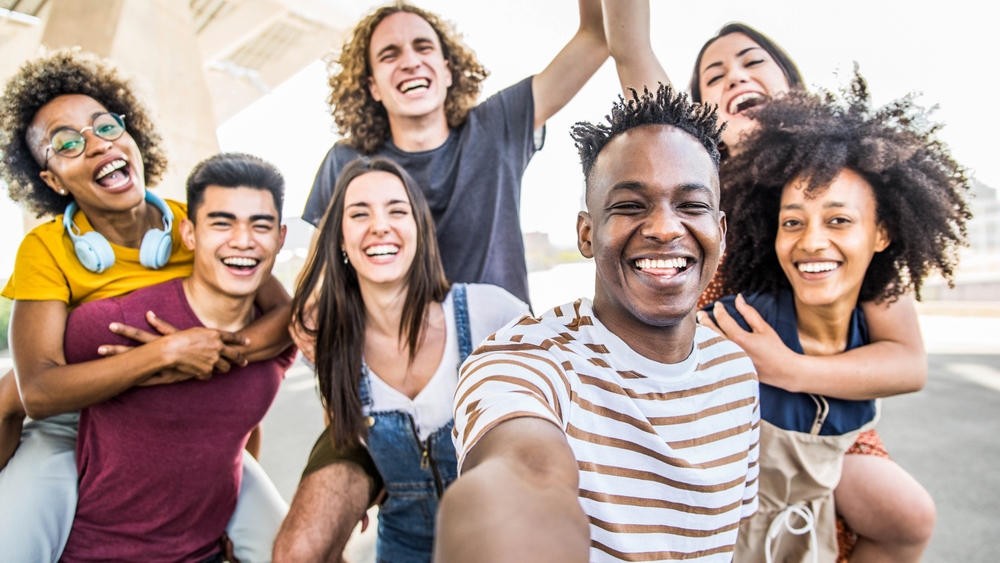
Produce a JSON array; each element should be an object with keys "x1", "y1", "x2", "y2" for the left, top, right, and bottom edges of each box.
[
  {"x1": 0, "y1": 48, "x2": 167, "y2": 218},
  {"x1": 327, "y1": 1, "x2": 488, "y2": 155},
  {"x1": 571, "y1": 84, "x2": 725, "y2": 184},
  {"x1": 719, "y1": 71, "x2": 971, "y2": 303}
]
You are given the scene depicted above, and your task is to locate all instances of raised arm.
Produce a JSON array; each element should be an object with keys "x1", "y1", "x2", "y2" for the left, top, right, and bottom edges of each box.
[
  {"x1": 434, "y1": 417, "x2": 588, "y2": 563},
  {"x1": 702, "y1": 294, "x2": 926, "y2": 400},
  {"x1": 531, "y1": 0, "x2": 609, "y2": 130},
  {"x1": 11, "y1": 300, "x2": 241, "y2": 420},
  {"x1": 602, "y1": 0, "x2": 670, "y2": 94}
]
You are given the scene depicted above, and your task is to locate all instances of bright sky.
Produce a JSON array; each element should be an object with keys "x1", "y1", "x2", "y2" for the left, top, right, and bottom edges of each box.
[{"x1": 1, "y1": 0, "x2": 994, "y2": 275}]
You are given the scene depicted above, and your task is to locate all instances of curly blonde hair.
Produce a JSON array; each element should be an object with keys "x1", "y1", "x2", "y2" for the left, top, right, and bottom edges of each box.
[
  {"x1": 0, "y1": 48, "x2": 168, "y2": 218},
  {"x1": 327, "y1": 2, "x2": 489, "y2": 154}
]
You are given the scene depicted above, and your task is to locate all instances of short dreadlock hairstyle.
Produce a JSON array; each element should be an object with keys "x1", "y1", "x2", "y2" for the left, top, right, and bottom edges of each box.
[
  {"x1": 719, "y1": 72, "x2": 971, "y2": 303},
  {"x1": 0, "y1": 48, "x2": 167, "y2": 218},
  {"x1": 571, "y1": 84, "x2": 725, "y2": 185}
]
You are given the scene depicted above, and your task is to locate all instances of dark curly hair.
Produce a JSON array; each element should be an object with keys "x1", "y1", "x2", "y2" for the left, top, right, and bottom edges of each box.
[
  {"x1": 0, "y1": 48, "x2": 168, "y2": 218},
  {"x1": 571, "y1": 84, "x2": 725, "y2": 184},
  {"x1": 688, "y1": 22, "x2": 803, "y2": 105},
  {"x1": 719, "y1": 71, "x2": 971, "y2": 303},
  {"x1": 327, "y1": 2, "x2": 489, "y2": 154}
]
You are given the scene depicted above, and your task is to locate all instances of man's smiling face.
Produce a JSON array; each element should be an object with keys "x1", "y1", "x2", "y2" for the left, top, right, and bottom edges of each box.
[
  {"x1": 578, "y1": 125, "x2": 725, "y2": 330},
  {"x1": 182, "y1": 185, "x2": 285, "y2": 300},
  {"x1": 367, "y1": 11, "x2": 452, "y2": 122}
]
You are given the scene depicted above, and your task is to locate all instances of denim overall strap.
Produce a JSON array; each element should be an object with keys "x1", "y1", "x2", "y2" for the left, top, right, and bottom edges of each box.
[
  {"x1": 359, "y1": 366, "x2": 373, "y2": 410},
  {"x1": 451, "y1": 283, "x2": 474, "y2": 363},
  {"x1": 361, "y1": 286, "x2": 469, "y2": 563}
]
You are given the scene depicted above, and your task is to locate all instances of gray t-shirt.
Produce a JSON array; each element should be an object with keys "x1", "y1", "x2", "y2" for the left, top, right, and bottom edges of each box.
[{"x1": 303, "y1": 77, "x2": 540, "y2": 304}]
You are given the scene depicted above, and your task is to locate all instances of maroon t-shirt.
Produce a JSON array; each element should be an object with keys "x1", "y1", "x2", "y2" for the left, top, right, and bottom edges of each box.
[{"x1": 60, "y1": 278, "x2": 294, "y2": 563}]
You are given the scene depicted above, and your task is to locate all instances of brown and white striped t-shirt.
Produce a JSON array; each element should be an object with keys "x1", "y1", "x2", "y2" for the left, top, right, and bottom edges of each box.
[{"x1": 453, "y1": 298, "x2": 760, "y2": 562}]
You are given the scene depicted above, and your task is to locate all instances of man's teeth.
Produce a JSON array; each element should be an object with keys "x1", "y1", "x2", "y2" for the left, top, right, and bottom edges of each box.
[
  {"x1": 728, "y1": 92, "x2": 764, "y2": 114},
  {"x1": 400, "y1": 78, "x2": 429, "y2": 93},
  {"x1": 365, "y1": 244, "x2": 399, "y2": 257},
  {"x1": 635, "y1": 257, "x2": 688, "y2": 270},
  {"x1": 223, "y1": 257, "x2": 259, "y2": 268},
  {"x1": 797, "y1": 261, "x2": 839, "y2": 273},
  {"x1": 95, "y1": 159, "x2": 127, "y2": 180}
]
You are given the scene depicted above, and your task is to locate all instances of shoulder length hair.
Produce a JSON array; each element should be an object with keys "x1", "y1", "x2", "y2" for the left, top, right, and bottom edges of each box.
[
  {"x1": 292, "y1": 157, "x2": 450, "y2": 449},
  {"x1": 688, "y1": 22, "x2": 804, "y2": 104}
]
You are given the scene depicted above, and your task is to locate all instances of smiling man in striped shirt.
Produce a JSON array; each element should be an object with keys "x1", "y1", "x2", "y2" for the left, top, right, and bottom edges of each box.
[{"x1": 435, "y1": 85, "x2": 760, "y2": 563}]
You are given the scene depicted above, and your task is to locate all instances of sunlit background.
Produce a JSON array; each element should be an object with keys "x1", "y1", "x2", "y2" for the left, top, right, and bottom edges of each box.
[
  {"x1": 1, "y1": 2, "x2": 999, "y2": 561},
  {"x1": 2, "y1": 0, "x2": 999, "y2": 314}
]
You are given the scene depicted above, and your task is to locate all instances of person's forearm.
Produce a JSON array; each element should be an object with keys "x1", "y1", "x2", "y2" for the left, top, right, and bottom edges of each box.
[
  {"x1": 435, "y1": 457, "x2": 589, "y2": 563},
  {"x1": 532, "y1": 0, "x2": 609, "y2": 129},
  {"x1": 602, "y1": 0, "x2": 669, "y2": 93},
  {"x1": 15, "y1": 342, "x2": 174, "y2": 419},
  {"x1": 767, "y1": 340, "x2": 926, "y2": 400},
  {"x1": 239, "y1": 303, "x2": 293, "y2": 362},
  {"x1": 762, "y1": 296, "x2": 926, "y2": 400},
  {"x1": 244, "y1": 275, "x2": 293, "y2": 362},
  {"x1": 0, "y1": 370, "x2": 26, "y2": 470},
  {"x1": 435, "y1": 418, "x2": 589, "y2": 563}
]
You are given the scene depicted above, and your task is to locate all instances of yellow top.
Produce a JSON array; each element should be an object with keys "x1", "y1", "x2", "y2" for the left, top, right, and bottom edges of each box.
[{"x1": 2, "y1": 199, "x2": 194, "y2": 309}]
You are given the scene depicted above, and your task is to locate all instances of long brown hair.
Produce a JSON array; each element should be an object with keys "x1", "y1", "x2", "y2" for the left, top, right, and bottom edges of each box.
[
  {"x1": 326, "y1": 2, "x2": 488, "y2": 154},
  {"x1": 292, "y1": 157, "x2": 449, "y2": 449}
]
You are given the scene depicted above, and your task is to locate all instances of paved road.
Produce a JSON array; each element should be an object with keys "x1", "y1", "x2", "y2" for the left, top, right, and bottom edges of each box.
[
  {"x1": 877, "y1": 354, "x2": 1000, "y2": 563},
  {"x1": 259, "y1": 353, "x2": 1000, "y2": 562}
]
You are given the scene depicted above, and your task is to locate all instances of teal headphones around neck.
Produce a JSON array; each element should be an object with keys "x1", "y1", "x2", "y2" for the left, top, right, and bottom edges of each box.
[{"x1": 63, "y1": 190, "x2": 174, "y2": 274}]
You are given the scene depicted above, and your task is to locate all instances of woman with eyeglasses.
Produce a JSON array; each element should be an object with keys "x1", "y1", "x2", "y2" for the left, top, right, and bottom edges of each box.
[{"x1": 0, "y1": 49, "x2": 292, "y2": 562}]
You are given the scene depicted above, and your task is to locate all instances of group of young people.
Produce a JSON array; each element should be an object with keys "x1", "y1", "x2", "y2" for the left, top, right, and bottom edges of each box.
[{"x1": 0, "y1": 1, "x2": 970, "y2": 562}]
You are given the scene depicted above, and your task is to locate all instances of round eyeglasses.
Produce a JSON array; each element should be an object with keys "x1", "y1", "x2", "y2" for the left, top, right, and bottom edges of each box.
[{"x1": 43, "y1": 113, "x2": 127, "y2": 170}]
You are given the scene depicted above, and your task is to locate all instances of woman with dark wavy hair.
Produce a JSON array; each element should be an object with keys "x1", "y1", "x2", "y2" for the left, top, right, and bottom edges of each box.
[
  {"x1": 0, "y1": 48, "x2": 292, "y2": 562},
  {"x1": 276, "y1": 157, "x2": 528, "y2": 562},
  {"x1": 704, "y1": 75, "x2": 968, "y2": 562}
]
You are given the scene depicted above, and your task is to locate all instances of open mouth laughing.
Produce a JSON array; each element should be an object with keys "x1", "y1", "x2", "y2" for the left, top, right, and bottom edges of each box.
[
  {"x1": 727, "y1": 92, "x2": 767, "y2": 115},
  {"x1": 795, "y1": 260, "x2": 841, "y2": 277},
  {"x1": 398, "y1": 77, "x2": 429, "y2": 94},
  {"x1": 634, "y1": 257, "x2": 692, "y2": 278},
  {"x1": 222, "y1": 256, "x2": 260, "y2": 272},
  {"x1": 94, "y1": 158, "x2": 131, "y2": 190},
  {"x1": 365, "y1": 244, "x2": 399, "y2": 258}
]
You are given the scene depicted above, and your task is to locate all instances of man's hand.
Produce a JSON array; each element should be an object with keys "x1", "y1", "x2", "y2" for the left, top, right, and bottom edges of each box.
[
  {"x1": 100, "y1": 311, "x2": 250, "y2": 380},
  {"x1": 697, "y1": 294, "x2": 800, "y2": 391}
]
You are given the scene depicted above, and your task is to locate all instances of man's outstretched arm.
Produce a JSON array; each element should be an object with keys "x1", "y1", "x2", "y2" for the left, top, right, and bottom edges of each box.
[
  {"x1": 532, "y1": 0, "x2": 609, "y2": 130},
  {"x1": 602, "y1": 0, "x2": 670, "y2": 95},
  {"x1": 434, "y1": 417, "x2": 589, "y2": 563}
]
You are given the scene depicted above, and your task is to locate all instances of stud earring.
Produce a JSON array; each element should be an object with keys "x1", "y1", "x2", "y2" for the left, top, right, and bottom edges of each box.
[
  {"x1": 342, "y1": 249, "x2": 348, "y2": 264},
  {"x1": 59, "y1": 190, "x2": 67, "y2": 195}
]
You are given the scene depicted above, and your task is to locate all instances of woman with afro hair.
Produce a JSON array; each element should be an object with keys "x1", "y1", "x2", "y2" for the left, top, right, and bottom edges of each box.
[
  {"x1": 0, "y1": 49, "x2": 292, "y2": 562},
  {"x1": 703, "y1": 74, "x2": 969, "y2": 562},
  {"x1": 602, "y1": 11, "x2": 940, "y2": 559}
]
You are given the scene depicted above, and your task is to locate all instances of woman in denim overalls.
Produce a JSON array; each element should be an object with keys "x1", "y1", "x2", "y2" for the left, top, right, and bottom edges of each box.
[
  {"x1": 289, "y1": 157, "x2": 529, "y2": 562},
  {"x1": 702, "y1": 82, "x2": 968, "y2": 562}
]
